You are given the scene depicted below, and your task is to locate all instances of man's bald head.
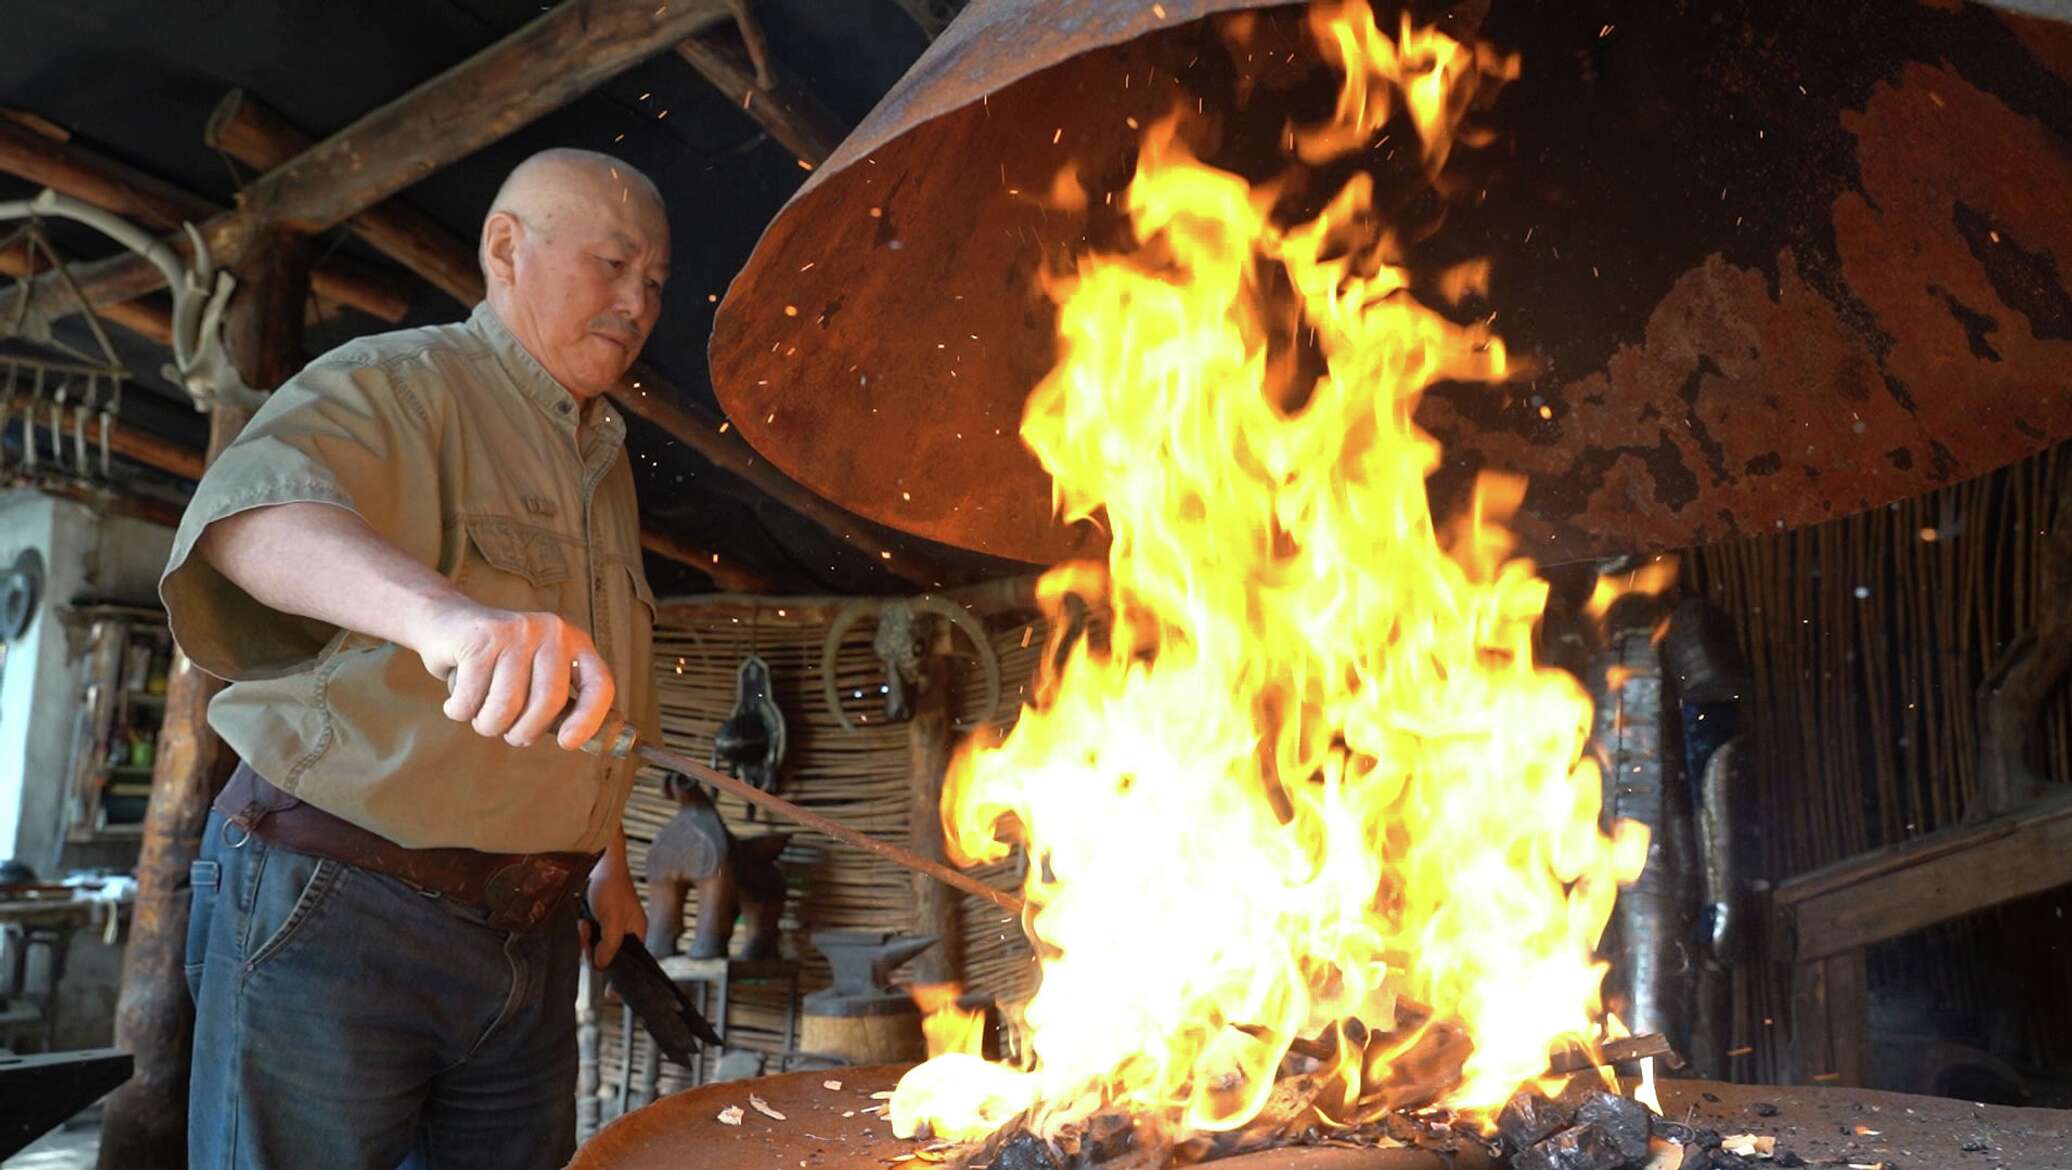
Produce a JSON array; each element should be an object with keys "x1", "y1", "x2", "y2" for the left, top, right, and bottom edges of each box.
[
  {"x1": 479, "y1": 149, "x2": 664, "y2": 275},
  {"x1": 479, "y1": 149, "x2": 670, "y2": 399}
]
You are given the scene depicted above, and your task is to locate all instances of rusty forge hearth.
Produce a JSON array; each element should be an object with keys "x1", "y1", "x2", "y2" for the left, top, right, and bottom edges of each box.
[
  {"x1": 587, "y1": 0, "x2": 2068, "y2": 1167},
  {"x1": 570, "y1": 1066, "x2": 2071, "y2": 1169}
]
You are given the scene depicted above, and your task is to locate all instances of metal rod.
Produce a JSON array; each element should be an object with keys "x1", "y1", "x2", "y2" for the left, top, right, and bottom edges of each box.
[{"x1": 630, "y1": 737, "x2": 1027, "y2": 918}]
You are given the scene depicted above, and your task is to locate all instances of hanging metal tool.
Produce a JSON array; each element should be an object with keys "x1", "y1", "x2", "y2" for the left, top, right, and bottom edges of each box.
[{"x1": 21, "y1": 365, "x2": 42, "y2": 476}]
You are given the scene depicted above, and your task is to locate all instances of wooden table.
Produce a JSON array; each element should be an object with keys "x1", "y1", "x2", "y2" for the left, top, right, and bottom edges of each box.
[
  {"x1": 0, "y1": 885, "x2": 134, "y2": 1051},
  {"x1": 1771, "y1": 792, "x2": 2072, "y2": 1084}
]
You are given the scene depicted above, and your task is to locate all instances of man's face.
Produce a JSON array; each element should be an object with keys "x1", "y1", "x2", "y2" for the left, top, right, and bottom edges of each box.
[{"x1": 495, "y1": 181, "x2": 669, "y2": 399}]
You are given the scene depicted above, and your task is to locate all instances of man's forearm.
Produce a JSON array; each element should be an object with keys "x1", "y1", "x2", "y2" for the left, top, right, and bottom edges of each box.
[
  {"x1": 197, "y1": 501, "x2": 471, "y2": 656},
  {"x1": 201, "y1": 499, "x2": 617, "y2": 748}
]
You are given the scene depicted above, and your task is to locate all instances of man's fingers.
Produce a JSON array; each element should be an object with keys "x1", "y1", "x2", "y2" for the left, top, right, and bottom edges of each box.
[
  {"x1": 505, "y1": 641, "x2": 573, "y2": 747},
  {"x1": 471, "y1": 649, "x2": 531, "y2": 739},
  {"x1": 556, "y1": 646, "x2": 617, "y2": 751},
  {"x1": 593, "y1": 928, "x2": 621, "y2": 969},
  {"x1": 443, "y1": 656, "x2": 493, "y2": 725}
]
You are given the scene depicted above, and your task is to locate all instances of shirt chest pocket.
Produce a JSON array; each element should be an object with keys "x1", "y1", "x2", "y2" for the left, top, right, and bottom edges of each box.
[{"x1": 457, "y1": 514, "x2": 581, "y2": 618}]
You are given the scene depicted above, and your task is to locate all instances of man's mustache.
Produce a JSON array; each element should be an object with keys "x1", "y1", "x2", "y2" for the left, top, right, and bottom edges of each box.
[{"x1": 588, "y1": 317, "x2": 641, "y2": 344}]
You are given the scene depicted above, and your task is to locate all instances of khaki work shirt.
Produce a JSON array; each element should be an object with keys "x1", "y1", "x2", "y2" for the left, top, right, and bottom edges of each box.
[{"x1": 161, "y1": 303, "x2": 659, "y2": 854}]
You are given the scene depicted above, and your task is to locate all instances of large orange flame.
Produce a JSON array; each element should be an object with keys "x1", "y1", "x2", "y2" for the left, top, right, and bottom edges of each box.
[{"x1": 892, "y1": 0, "x2": 1645, "y2": 1146}]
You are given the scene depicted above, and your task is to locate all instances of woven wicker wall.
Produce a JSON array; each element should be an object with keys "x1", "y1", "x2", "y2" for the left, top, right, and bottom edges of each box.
[
  {"x1": 1685, "y1": 440, "x2": 2072, "y2": 1086},
  {"x1": 596, "y1": 597, "x2": 1045, "y2": 1105}
]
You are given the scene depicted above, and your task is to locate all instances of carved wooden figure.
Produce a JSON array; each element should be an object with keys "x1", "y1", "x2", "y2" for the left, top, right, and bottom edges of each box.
[{"x1": 643, "y1": 774, "x2": 790, "y2": 960}]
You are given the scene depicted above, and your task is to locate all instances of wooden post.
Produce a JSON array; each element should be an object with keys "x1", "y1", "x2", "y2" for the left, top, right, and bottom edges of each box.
[
  {"x1": 1790, "y1": 950, "x2": 1869, "y2": 1087},
  {"x1": 1975, "y1": 470, "x2": 2072, "y2": 817},
  {"x1": 96, "y1": 228, "x2": 311, "y2": 1170},
  {"x1": 907, "y1": 648, "x2": 961, "y2": 986}
]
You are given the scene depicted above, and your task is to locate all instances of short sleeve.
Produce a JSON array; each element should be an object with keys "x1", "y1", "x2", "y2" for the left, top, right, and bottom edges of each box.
[{"x1": 160, "y1": 354, "x2": 441, "y2": 682}]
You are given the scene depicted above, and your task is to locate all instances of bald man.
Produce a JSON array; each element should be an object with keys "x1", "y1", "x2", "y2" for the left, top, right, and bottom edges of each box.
[{"x1": 165, "y1": 149, "x2": 670, "y2": 1170}]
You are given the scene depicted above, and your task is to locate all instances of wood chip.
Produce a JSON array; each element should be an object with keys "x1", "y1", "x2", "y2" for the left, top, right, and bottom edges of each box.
[
  {"x1": 1722, "y1": 1134, "x2": 1775, "y2": 1158},
  {"x1": 843, "y1": 1111, "x2": 858, "y2": 1118},
  {"x1": 718, "y1": 1106, "x2": 745, "y2": 1126},
  {"x1": 749, "y1": 1093, "x2": 788, "y2": 1121},
  {"x1": 1644, "y1": 1139, "x2": 1684, "y2": 1170},
  {"x1": 825, "y1": 1079, "x2": 845, "y2": 1091},
  {"x1": 871, "y1": 1090, "x2": 897, "y2": 1100}
]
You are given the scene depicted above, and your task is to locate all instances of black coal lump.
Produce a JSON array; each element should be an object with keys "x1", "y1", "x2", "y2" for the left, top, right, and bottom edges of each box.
[
  {"x1": 990, "y1": 1132, "x2": 1062, "y2": 1170},
  {"x1": 1575, "y1": 1092, "x2": 1652, "y2": 1164},
  {"x1": 1512, "y1": 1123, "x2": 1630, "y2": 1170},
  {"x1": 1499, "y1": 1091, "x2": 1575, "y2": 1151}
]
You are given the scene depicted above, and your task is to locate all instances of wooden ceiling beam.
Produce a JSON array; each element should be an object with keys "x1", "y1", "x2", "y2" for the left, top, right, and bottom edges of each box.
[
  {"x1": 204, "y1": 91, "x2": 487, "y2": 307},
  {"x1": 640, "y1": 526, "x2": 771, "y2": 592},
  {"x1": 674, "y1": 6, "x2": 849, "y2": 166},
  {"x1": 0, "y1": 0, "x2": 734, "y2": 328},
  {"x1": 0, "y1": 114, "x2": 410, "y2": 323},
  {"x1": 206, "y1": 90, "x2": 950, "y2": 589}
]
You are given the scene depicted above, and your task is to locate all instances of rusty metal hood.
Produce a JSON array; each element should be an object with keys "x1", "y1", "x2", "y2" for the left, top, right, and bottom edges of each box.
[{"x1": 710, "y1": 0, "x2": 2072, "y2": 566}]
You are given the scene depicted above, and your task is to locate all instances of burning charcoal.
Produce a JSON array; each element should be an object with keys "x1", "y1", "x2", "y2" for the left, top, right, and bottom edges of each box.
[
  {"x1": 987, "y1": 1132, "x2": 1062, "y2": 1170},
  {"x1": 1513, "y1": 1124, "x2": 1629, "y2": 1170},
  {"x1": 1575, "y1": 1092, "x2": 1653, "y2": 1164},
  {"x1": 1078, "y1": 1112, "x2": 1134, "y2": 1164},
  {"x1": 1499, "y1": 1091, "x2": 1575, "y2": 1150}
]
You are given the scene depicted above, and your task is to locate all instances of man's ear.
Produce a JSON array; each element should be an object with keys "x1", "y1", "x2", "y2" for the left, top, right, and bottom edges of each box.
[{"x1": 482, "y1": 211, "x2": 523, "y2": 289}]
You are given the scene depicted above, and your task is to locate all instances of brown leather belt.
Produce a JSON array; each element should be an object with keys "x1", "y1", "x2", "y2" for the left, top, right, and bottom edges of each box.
[{"x1": 214, "y1": 763, "x2": 598, "y2": 934}]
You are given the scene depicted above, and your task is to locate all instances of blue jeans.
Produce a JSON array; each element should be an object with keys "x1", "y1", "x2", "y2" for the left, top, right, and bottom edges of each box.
[{"x1": 186, "y1": 811, "x2": 581, "y2": 1170}]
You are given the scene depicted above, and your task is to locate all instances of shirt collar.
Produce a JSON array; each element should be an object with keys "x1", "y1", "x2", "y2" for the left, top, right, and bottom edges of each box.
[{"x1": 466, "y1": 302, "x2": 626, "y2": 452}]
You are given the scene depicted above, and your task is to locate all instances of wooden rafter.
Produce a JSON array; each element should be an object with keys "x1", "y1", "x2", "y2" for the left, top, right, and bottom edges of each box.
[
  {"x1": 202, "y1": 90, "x2": 950, "y2": 588},
  {"x1": 674, "y1": 11, "x2": 849, "y2": 166},
  {"x1": 0, "y1": 114, "x2": 410, "y2": 323},
  {"x1": 0, "y1": 0, "x2": 736, "y2": 329},
  {"x1": 204, "y1": 92, "x2": 486, "y2": 307}
]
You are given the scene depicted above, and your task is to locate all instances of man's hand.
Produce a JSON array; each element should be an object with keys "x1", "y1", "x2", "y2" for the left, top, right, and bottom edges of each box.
[
  {"x1": 415, "y1": 599, "x2": 617, "y2": 751},
  {"x1": 197, "y1": 503, "x2": 617, "y2": 752},
  {"x1": 581, "y1": 832, "x2": 646, "y2": 967}
]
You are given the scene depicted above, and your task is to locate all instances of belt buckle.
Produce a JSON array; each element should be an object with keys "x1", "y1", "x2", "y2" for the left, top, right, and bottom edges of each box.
[{"x1": 483, "y1": 855, "x2": 576, "y2": 932}]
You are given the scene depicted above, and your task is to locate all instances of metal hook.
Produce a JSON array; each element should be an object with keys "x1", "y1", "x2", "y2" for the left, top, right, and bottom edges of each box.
[
  {"x1": 22, "y1": 365, "x2": 41, "y2": 474},
  {"x1": 99, "y1": 376, "x2": 120, "y2": 481},
  {"x1": 47, "y1": 373, "x2": 67, "y2": 473}
]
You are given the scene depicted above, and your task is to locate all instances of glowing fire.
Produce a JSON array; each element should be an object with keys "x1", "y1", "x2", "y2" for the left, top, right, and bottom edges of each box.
[
  {"x1": 893, "y1": 0, "x2": 1646, "y2": 1147},
  {"x1": 914, "y1": 982, "x2": 988, "y2": 1059}
]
